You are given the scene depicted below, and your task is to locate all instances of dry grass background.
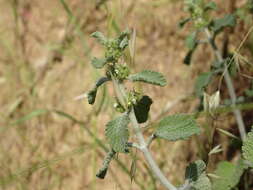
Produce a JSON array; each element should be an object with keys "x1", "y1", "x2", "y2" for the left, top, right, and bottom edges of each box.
[{"x1": 0, "y1": 0, "x2": 252, "y2": 190}]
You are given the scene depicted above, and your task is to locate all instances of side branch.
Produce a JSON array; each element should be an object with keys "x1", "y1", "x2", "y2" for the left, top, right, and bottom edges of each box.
[{"x1": 204, "y1": 28, "x2": 246, "y2": 140}]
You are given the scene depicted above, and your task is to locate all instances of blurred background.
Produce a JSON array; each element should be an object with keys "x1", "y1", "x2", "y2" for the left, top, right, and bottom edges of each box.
[{"x1": 0, "y1": 0, "x2": 253, "y2": 189}]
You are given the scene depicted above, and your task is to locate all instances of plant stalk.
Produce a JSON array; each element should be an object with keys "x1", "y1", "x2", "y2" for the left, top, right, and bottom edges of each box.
[
  {"x1": 204, "y1": 28, "x2": 246, "y2": 140},
  {"x1": 112, "y1": 78, "x2": 177, "y2": 190}
]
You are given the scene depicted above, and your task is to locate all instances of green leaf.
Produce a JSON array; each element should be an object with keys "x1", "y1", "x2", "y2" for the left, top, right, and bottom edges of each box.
[
  {"x1": 87, "y1": 88, "x2": 97, "y2": 105},
  {"x1": 193, "y1": 173, "x2": 212, "y2": 190},
  {"x1": 91, "y1": 31, "x2": 107, "y2": 45},
  {"x1": 128, "y1": 70, "x2": 167, "y2": 87},
  {"x1": 91, "y1": 57, "x2": 107, "y2": 69},
  {"x1": 211, "y1": 14, "x2": 236, "y2": 33},
  {"x1": 184, "y1": 160, "x2": 212, "y2": 190},
  {"x1": 184, "y1": 32, "x2": 198, "y2": 65},
  {"x1": 119, "y1": 36, "x2": 129, "y2": 50},
  {"x1": 185, "y1": 160, "x2": 206, "y2": 182},
  {"x1": 242, "y1": 127, "x2": 253, "y2": 165},
  {"x1": 154, "y1": 114, "x2": 200, "y2": 141},
  {"x1": 204, "y1": 1, "x2": 217, "y2": 12},
  {"x1": 134, "y1": 95, "x2": 153, "y2": 123},
  {"x1": 88, "y1": 77, "x2": 110, "y2": 105},
  {"x1": 96, "y1": 149, "x2": 116, "y2": 179},
  {"x1": 178, "y1": 18, "x2": 191, "y2": 28},
  {"x1": 212, "y1": 160, "x2": 247, "y2": 190},
  {"x1": 105, "y1": 114, "x2": 130, "y2": 153},
  {"x1": 195, "y1": 72, "x2": 213, "y2": 96},
  {"x1": 184, "y1": 49, "x2": 195, "y2": 65},
  {"x1": 186, "y1": 32, "x2": 197, "y2": 50},
  {"x1": 245, "y1": 89, "x2": 253, "y2": 97}
]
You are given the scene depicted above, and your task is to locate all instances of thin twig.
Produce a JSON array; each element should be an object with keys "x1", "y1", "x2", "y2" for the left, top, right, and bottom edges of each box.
[{"x1": 204, "y1": 28, "x2": 246, "y2": 140}]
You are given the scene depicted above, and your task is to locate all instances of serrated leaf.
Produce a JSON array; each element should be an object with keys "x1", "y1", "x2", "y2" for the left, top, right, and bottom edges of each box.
[
  {"x1": 128, "y1": 70, "x2": 167, "y2": 87},
  {"x1": 91, "y1": 57, "x2": 107, "y2": 69},
  {"x1": 204, "y1": 1, "x2": 217, "y2": 12},
  {"x1": 185, "y1": 160, "x2": 206, "y2": 182},
  {"x1": 195, "y1": 72, "x2": 213, "y2": 96},
  {"x1": 242, "y1": 127, "x2": 253, "y2": 165},
  {"x1": 186, "y1": 32, "x2": 197, "y2": 50},
  {"x1": 91, "y1": 31, "x2": 107, "y2": 45},
  {"x1": 134, "y1": 95, "x2": 153, "y2": 123},
  {"x1": 192, "y1": 173, "x2": 212, "y2": 190},
  {"x1": 211, "y1": 14, "x2": 236, "y2": 33},
  {"x1": 212, "y1": 160, "x2": 247, "y2": 190},
  {"x1": 105, "y1": 114, "x2": 130, "y2": 153},
  {"x1": 154, "y1": 114, "x2": 200, "y2": 141}
]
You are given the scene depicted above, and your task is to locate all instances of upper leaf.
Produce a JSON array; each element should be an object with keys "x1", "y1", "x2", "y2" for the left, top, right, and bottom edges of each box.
[
  {"x1": 105, "y1": 114, "x2": 130, "y2": 153},
  {"x1": 195, "y1": 72, "x2": 213, "y2": 96},
  {"x1": 87, "y1": 77, "x2": 110, "y2": 105},
  {"x1": 128, "y1": 70, "x2": 167, "y2": 87},
  {"x1": 178, "y1": 18, "x2": 191, "y2": 28},
  {"x1": 91, "y1": 57, "x2": 107, "y2": 69},
  {"x1": 134, "y1": 95, "x2": 153, "y2": 123},
  {"x1": 212, "y1": 160, "x2": 247, "y2": 190},
  {"x1": 242, "y1": 127, "x2": 253, "y2": 166},
  {"x1": 154, "y1": 114, "x2": 200, "y2": 141},
  {"x1": 186, "y1": 32, "x2": 198, "y2": 50},
  {"x1": 91, "y1": 31, "x2": 107, "y2": 45},
  {"x1": 210, "y1": 14, "x2": 236, "y2": 33},
  {"x1": 204, "y1": 1, "x2": 217, "y2": 12},
  {"x1": 184, "y1": 32, "x2": 198, "y2": 65}
]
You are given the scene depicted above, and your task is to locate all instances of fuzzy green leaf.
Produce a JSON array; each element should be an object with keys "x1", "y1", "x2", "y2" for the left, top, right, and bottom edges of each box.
[
  {"x1": 184, "y1": 160, "x2": 211, "y2": 190},
  {"x1": 204, "y1": 1, "x2": 217, "y2": 12},
  {"x1": 211, "y1": 14, "x2": 236, "y2": 33},
  {"x1": 134, "y1": 95, "x2": 153, "y2": 123},
  {"x1": 185, "y1": 160, "x2": 206, "y2": 182},
  {"x1": 192, "y1": 174, "x2": 212, "y2": 190},
  {"x1": 242, "y1": 127, "x2": 253, "y2": 165},
  {"x1": 119, "y1": 36, "x2": 129, "y2": 50},
  {"x1": 105, "y1": 114, "x2": 130, "y2": 153},
  {"x1": 128, "y1": 70, "x2": 167, "y2": 87},
  {"x1": 91, "y1": 57, "x2": 107, "y2": 69},
  {"x1": 212, "y1": 160, "x2": 247, "y2": 190},
  {"x1": 195, "y1": 72, "x2": 213, "y2": 96},
  {"x1": 91, "y1": 31, "x2": 107, "y2": 45},
  {"x1": 186, "y1": 32, "x2": 197, "y2": 50},
  {"x1": 155, "y1": 114, "x2": 200, "y2": 141}
]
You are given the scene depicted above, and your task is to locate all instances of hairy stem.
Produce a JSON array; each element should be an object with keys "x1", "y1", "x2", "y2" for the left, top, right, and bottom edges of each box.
[
  {"x1": 112, "y1": 79, "x2": 177, "y2": 190},
  {"x1": 204, "y1": 28, "x2": 246, "y2": 140}
]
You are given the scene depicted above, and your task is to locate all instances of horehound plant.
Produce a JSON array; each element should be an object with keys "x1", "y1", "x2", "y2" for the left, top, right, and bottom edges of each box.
[
  {"x1": 87, "y1": 30, "x2": 212, "y2": 190},
  {"x1": 181, "y1": 0, "x2": 247, "y2": 140}
]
